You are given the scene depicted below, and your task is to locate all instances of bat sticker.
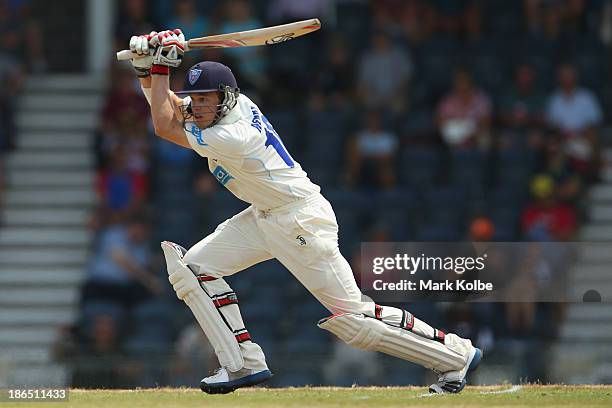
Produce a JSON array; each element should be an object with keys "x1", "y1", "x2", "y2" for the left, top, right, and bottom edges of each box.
[{"x1": 265, "y1": 33, "x2": 296, "y2": 44}]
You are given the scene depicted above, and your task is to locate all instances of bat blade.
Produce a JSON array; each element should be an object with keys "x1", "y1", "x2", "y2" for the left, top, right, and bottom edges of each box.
[
  {"x1": 116, "y1": 18, "x2": 321, "y2": 60},
  {"x1": 187, "y1": 18, "x2": 321, "y2": 49}
]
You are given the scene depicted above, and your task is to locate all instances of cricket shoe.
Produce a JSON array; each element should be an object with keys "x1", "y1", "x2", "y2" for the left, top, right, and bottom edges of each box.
[
  {"x1": 428, "y1": 346, "x2": 482, "y2": 394},
  {"x1": 200, "y1": 367, "x2": 273, "y2": 394}
]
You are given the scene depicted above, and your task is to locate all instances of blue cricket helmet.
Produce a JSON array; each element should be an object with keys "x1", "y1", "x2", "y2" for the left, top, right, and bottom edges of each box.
[{"x1": 176, "y1": 61, "x2": 239, "y2": 95}]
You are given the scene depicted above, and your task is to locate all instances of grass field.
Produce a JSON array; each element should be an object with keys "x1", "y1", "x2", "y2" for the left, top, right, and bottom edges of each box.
[{"x1": 14, "y1": 385, "x2": 611, "y2": 408}]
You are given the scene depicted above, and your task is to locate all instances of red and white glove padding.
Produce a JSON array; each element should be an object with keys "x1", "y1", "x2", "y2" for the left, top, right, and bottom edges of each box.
[
  {"x1": 150, "y1": 29, "x2": 185, "y2": 75},
  {"x1": 129, "y1": 31, "x2": 158, "y2": 78}
]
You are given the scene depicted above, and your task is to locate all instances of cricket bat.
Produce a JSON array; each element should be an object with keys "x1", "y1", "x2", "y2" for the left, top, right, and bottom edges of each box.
[{"x1": 116, "y1": 18, "x2": 321, "y2": 61}]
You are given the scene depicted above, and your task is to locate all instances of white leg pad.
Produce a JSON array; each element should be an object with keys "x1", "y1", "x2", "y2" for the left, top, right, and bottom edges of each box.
[
  {"x1": 196, "y1": 276, "x2": 268, "y2": 372},
  {"x1": 318, "y1": 313, "x2": 468, "y2": 373},
  {"x1": 162, "y1": 241, "x2": 244, "y2": 372}
]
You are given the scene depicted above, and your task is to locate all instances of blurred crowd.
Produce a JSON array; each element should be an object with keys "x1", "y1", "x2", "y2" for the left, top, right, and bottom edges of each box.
[
  {"x1": 55, "y1": 0, "x2": 610, "y2": 387},
  {"x1": 0, "y1": 0, "x2": 45, "y2": 223}
]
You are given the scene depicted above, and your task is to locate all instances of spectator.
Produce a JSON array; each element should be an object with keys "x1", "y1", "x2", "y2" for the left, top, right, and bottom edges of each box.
[
  {"x1": 0, "y1": 0, "x2": 45, "y2": 71},
  {"x1": 371, "y1": 0, "x2": 408, "y2": 37},
  {"x1": 524, "y1": 0, "x2": 587, "y2": 38},
  {"x1": 463, "y1": 217, "x2": 497, "y2": 351},
  {"x1": 0, "y1": 0, "x2": 29, "y2": 225},
  {"x1": 345, "y1": 110, "x2": 398, "y2": 190},
  {"x1": 122, "y1": 116, "x2": 151, "y2": 173},
  {"x1": 92, "y1": 144, "x2": 148, "y2": 228},
  {"x1": 56, "y1": 313, "x2": 128, "y2": 388},
  {"x1": 463, "y1": 0, "x2": 483, "y2": 39},
  {"x1": 0, "y1": 0, "x2": 23, "y2": 61},
  {"x1": 97, "y1": 66, "x2": 150, "y2": 170},
  {"x1": 164, "y1": 0, "x2": 209, "y2": 41},
  {"x1": 469, "y1": 216, "x2": 495, "y2": 241},
  {"x1": 87, "y1": 314, "x2": 121, "y2": 356},
  {"x1": 168, "y1": 323, "x2": 217, "y2": 387},
  {"x1": 547, "y1": 64, "x2": 603, "y2": 133},
  {"x1": 115, "y1": 0, "x2": 153, "y2": 49},
  {"x1": 540, "y1": 133, "x2": 582, "y2": 204},
  {"x1": 436, "y1": 69, "x2": 492, "y2": 149},
  {"x1": 154, "y1": 136, "x2": 193, "y2": 166},
  {"x1": 83, "y1": 217, "x2": 162, "y2": 307},
  {"x1": 0, "y1": 63, "x2": 20, "y2": 153},
  {"x1": 100, "y1": 66, "x2": 149, "y2": 141},
  {"x1": 546, "y1": 63, "x2": 602, "y2": 179},
  {"x1": 312, "y1": 34, "x2": 355, "y2": 110},
  {"x1": 498, "y1": 64, "x2": 547, "y2": 150},
  {"x1": 432, "y1": 0, "x2": 482, "y2": 38},
  {"x1": 350, "y1": 222, "x2": 393, "y2": 288},
  {"x1": 357, "y1": 30, "x2": 413, "y2": 112},
  {"x1": 396, "y1": 0, "x2": 438, "y2": 44},
  {"x1": 499, "y1": 65, "x2": 546, "y2": 132},
  {"x1": 521, "y1": 174, "x2": 577, "y2": 241}
]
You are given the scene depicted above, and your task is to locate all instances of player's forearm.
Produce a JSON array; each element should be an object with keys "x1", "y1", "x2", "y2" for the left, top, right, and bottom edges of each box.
[
  {"x1": 139, "y1": 76, "x2": 151, "y2": 89},
  {"x1": 139, "y1": 77, "x2": 152, "y2": 105},
  {"x1": 150, "y1": 74, "x2": 176, "y2": 134}
]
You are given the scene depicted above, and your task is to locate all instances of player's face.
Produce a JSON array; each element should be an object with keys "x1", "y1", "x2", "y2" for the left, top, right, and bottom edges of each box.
[{"x1": 190, "y1": 92, "x2": 222, "y2": 128}]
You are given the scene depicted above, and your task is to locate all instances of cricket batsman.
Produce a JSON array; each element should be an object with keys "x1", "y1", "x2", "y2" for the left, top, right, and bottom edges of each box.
[{"x1": 127, "y1": 29, "x2": 482, "y2": 394}]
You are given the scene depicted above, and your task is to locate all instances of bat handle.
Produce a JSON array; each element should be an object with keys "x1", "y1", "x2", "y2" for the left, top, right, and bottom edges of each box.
[
  {"x1": 116, "y1": 49, "x2": 137, "y2": 61},
  {"x1": 116, "y1": 43, "x2": 190, "y2": 61}
]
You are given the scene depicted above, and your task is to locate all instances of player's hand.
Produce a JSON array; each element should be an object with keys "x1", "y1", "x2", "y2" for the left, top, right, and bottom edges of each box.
[
  {"x1": 129, "y1": 31, "x2": 157, "y2": 77},
  {"x1": 152, "y1": 29, "x2": 185, "y2": 69}
]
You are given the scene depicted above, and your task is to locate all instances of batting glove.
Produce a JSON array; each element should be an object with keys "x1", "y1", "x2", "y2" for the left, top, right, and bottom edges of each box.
[
  {"x1": 129, "y1": 31, "x2": 157, "y2": 78},
  {"x1": 151, "y1": 29, "x2": 185, "y2": 75}
]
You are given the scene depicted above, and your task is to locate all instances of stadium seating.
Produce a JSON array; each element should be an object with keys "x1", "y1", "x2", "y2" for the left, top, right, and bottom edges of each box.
[{"x1": 399, "y1": 148, "x2": 442, "y2": 190}]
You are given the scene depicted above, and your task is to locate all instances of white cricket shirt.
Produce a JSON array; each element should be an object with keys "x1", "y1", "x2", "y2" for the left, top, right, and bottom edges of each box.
[{"x1": 183, "y1": 94, "x2": 320, "y2": 210}]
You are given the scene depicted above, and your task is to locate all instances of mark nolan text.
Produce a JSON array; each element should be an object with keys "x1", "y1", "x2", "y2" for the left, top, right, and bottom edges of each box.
[{"x1": 373, "y1": 279, "x2": 494, "y2": 291}]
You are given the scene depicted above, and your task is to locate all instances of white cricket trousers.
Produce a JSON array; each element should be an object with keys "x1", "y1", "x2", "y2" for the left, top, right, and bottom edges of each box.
[
  {"x1": 183, "y1": 193, "x2": 470, "y2": 372},
  {"x1": 184, "y1": 193, "x2": 367, "y2": 314}
]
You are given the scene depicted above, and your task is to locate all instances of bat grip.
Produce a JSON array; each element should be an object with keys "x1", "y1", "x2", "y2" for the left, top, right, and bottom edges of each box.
[
  {"x1": 116, "y1": 49, "x2": 137, "y2": 61},
  {"x1": 116, "y1": 43, "x2": 190, "y2": 61}
]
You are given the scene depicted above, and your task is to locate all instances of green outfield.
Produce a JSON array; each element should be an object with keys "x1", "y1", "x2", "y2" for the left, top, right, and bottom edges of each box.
[{"x1": 15, "y1": 385, "x2": 611, "y2": 408}]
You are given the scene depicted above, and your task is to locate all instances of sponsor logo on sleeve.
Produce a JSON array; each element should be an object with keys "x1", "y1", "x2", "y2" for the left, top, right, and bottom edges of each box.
[{"x1": 212, "y1": 165, "x2": 234, "y2": 186}]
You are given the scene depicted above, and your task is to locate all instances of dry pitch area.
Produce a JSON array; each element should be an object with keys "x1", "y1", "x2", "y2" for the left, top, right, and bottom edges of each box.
[{"x1": 13, "y1": 385, "x2": 612, "y2": 407}]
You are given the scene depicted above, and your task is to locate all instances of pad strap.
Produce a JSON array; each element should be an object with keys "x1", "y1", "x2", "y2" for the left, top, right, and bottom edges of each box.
[{"x1": 373, "y1": 303, "x2": 443, "y2": 340}]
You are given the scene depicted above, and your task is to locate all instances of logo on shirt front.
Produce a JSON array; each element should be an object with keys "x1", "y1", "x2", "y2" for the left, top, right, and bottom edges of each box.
[
  {"x1": 212, "y1": 165, "x2": 234, "y2": 186},
  {"x1": 189, "y1": 68, "x2": 202, "y2": 85}
]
